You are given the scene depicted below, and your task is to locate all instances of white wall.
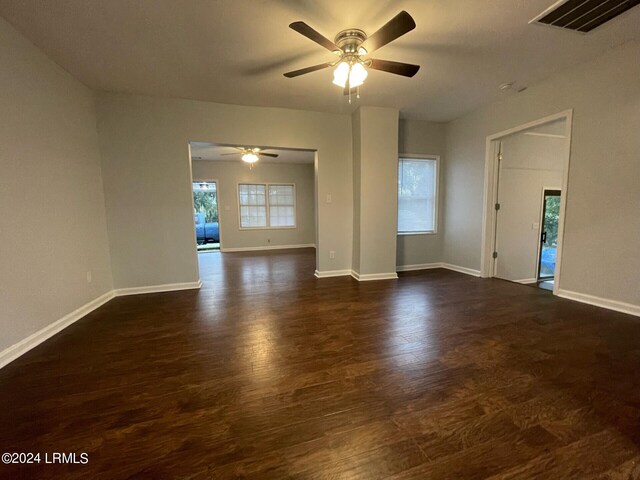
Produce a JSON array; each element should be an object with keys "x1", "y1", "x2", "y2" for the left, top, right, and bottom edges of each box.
[
  {"x1": 192, "y1": 160, "x2": 315, "y2": 249},
  {"x1": 445, "y1": 40, "x2": 640, "y2": 306},
  {"x1": 96, "y1": 93, "x2": 352, "y2": 288},
  {"x1": 0, "y1": 17, "x2": 113, "y2": 353},
  {"x1": 496, "y1": 130, "x2": 565, "y2": 282},
  {"x1": 397, "y1": 119, "x2": 446, "y2": 267}
]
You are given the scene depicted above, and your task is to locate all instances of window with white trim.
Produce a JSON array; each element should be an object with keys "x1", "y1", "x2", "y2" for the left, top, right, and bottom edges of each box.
[
  {"x1": 238, "y1": 184, "x2": 267, "y2": 227},
  {"x1": 238, "y1": 183, "x2": 296, "y2": 228},
  {"x1": 268, "y1": 184, "x2": 296, "y2": 227},
  {"x1": 397, "y1": 157, "x2": 438, "y2": 234}
]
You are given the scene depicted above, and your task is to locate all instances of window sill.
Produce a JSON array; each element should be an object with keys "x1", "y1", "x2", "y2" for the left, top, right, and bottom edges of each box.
[
  {"x1": 398, "y1": 231, "x2": 437, "y2": 236},
  {"x1": 239, "y1": 226, "x2": 297, "y2": 231}
]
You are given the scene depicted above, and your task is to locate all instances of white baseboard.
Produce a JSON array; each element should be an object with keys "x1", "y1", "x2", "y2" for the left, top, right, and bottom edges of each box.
[
  {"x1": 114, "y1": 280, "x2": 202, "y2": 296},
  {"x1": 351, "y1": 271, "x2": 398, "y2": 281},
  {"x1": 314, "y1": 269, "x2": 351, "y2": 278},
  {"x1": 557, "y1": 289, "x2": 640, "y2": 317},
  {"x1": 0, "y1": 290, "x2": 115, "y2": 370},
  {"x1": 441, "y1": 263, "x2": 482, "y2": 277},
  {"x1": 514, "y1": 278, "x2": 538, "y2": 284},
  {"x1": 221, "y1": 244, "x2": 315, "y2": 253},
  {"x1": 396, "y1": 263, "x2": 443, "y2": 272},
  {"x1": 395, "y1": 262, "x2": 480, "y2": 277}
]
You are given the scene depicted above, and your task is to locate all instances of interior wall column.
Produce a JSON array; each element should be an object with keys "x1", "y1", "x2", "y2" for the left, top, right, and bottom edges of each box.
[{"x1": 351, "y1": 106, "x2": 400, "y2": 279}]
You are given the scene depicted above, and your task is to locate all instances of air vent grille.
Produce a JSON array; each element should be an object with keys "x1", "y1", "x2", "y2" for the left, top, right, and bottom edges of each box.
[{"x1": 532, "y1": 0, "x2": 640, "y2": 33}]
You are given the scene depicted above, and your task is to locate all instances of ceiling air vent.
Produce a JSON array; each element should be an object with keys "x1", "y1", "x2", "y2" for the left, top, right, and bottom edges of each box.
[{"x1": 531, "y1": 0, "x2": 640, "y2": 33}]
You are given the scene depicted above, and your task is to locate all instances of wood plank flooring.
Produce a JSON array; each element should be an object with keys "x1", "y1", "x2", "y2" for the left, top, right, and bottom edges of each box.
[{"x1": 1, "y1": 248, "x2": 639, "y2": 479}]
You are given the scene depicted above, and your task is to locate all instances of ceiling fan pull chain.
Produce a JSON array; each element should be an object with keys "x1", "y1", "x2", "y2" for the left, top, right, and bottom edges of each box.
[{"x1": 357, "y1": 85, "x2": 360, "y2": 99}]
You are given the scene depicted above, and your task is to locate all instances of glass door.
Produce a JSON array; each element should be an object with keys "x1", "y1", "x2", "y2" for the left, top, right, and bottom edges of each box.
[
  {"x1": 193, "y1": 181, "x2": 220, "y2": 252},
  {"x1": 538, "y1": 190, "x2": 561, "y2": 280}
]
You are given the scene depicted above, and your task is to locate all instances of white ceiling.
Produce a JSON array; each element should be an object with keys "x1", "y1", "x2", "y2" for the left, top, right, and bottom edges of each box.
[
  {"x1": 190, "y1": 143, "x2": 315, "y2": 164},
  {"x1": 1, "y1": 0, "x2": 639, "y2": 122}
]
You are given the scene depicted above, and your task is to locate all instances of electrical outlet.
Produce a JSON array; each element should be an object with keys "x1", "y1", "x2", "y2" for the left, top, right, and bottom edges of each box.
[
  {"x1": 86, "y1": 271, "x2": 92, "y2": 283},
  {"x1": 329, "y1": 250, "x2": 335, "y2": 259}
]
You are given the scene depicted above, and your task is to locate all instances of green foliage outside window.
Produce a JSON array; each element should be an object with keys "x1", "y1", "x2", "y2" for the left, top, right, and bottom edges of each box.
[{"x1": 544, "y1": 196, "x2": 560, "y2": 247}]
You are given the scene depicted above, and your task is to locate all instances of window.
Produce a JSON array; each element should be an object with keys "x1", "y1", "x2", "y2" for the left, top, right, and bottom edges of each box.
[
  {"x1": 238, "y1": 184, "x2": 267, "y2": 227},
  {"x1": 398, "y1": 157, "x2": 438, "y2": 234},
  {"x1": 238, "y1": 183, "x2": 296, "y2": 228},
  {"x1": 268, "y1": 184, "x2": 296, "y2": 227}
]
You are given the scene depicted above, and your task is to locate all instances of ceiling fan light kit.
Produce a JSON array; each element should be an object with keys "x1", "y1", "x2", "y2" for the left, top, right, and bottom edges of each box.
[
  {"x1": 284, "y1": 11, "x2": 420, "y2": 101},
  {"x1": 332, "y1": 60, "x2": 368, "y2": 88},
  {"x1": 241, "y1": 152, "x2": 259, "y2": 164}
]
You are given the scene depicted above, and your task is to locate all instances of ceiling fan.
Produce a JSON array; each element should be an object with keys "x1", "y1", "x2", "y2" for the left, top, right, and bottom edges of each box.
[
  {"x1": 220, "y1": 147, "x2": 279, "y2": 167},
  {"x1": 284, "y1": 11, "x2": 420, "y2": 101}
]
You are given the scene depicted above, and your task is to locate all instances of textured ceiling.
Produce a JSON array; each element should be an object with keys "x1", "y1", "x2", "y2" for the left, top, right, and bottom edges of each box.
[{"x1": 1, "y1": 0, "x2": 639, "y2": 121}]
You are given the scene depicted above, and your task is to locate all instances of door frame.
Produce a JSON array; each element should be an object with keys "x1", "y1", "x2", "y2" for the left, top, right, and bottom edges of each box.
[
  {"x1": 480, "y1": 109, "x2": 573, "y2": 296},
  {"x1": 536, "y1": 188, "x2": 561, "y2": 281}
]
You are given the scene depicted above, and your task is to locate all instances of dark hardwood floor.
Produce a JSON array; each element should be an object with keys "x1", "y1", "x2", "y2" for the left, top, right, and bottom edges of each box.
[{"x1": 1, "y1": 248, "x2": 640, "y2": 479}]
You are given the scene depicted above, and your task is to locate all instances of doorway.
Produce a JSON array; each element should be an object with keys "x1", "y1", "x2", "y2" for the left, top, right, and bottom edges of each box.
[
  {"x1": 193, "y1": 181, "x2": 220, "y2": 252},
  {"x1": 481, "y1": 110, "x2": 573, "y2": 295},
  {"x1": 537, "y1": 189, "x2": 561, "y2": 290}
]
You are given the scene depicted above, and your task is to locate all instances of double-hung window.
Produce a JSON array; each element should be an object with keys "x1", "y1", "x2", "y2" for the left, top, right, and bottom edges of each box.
[
  {"x1": 238, "y1": 183, "x2": 296, "y2": 228},
  {"x1": 268, "y1": 184, "x2": 296, "y2": 227},
  {"x1": 397, "y1": 157, "x2": 438, "y2": 234},
  {"x1": 238, "y1": 184, "x2": 267, "y2": 227}
]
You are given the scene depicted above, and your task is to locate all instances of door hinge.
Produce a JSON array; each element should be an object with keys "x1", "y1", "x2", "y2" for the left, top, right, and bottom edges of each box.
[
  {"x1": 495, "y1": 203, "x2": 501, "y2": 211},
  {"x1": 492, "y1": 251, "x2": 498, "y2": 259}
]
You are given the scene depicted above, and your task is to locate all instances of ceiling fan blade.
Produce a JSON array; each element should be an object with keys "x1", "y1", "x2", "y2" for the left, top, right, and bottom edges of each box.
[
  {"x1": 289, "y1": 21, "x2": 340, "y2": 52},
  {"x1": 368, "y1": 59, "x2": 420, "y2": 77},
  {"x1": 284, "y1": 62, "x2": 332, "y2": 78},
  {"x1": 360, "y1": 11, "x2": 416, "y2": 53},
  {"x1": 220, "y1": 153, "x2": 240, "y2": 156},
  {"x1": 258, "y1": 153, "x2": 279, "y2": 158}
]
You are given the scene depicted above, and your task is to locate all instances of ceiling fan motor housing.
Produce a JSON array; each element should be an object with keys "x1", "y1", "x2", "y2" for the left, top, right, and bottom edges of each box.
[{"x1": 334, "y1": 29, "x2": 367, "y2": 54}]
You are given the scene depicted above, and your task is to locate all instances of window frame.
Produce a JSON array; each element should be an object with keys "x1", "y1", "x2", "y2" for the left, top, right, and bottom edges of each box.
[
  {"x1": 237, "y1": 182, "x2": 297, "y2": 230},
  {"x1": 397, "y1": 154, "x2": 440, "y2": 236}
]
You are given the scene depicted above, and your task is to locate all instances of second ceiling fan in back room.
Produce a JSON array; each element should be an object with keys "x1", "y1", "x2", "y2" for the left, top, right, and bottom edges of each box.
[
  {"x1": 284, "y1": 11, "x2": 420, "y2": 102},
  {"x1": 221, "y1": 147, "x2": 279, "y2": 169}
]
